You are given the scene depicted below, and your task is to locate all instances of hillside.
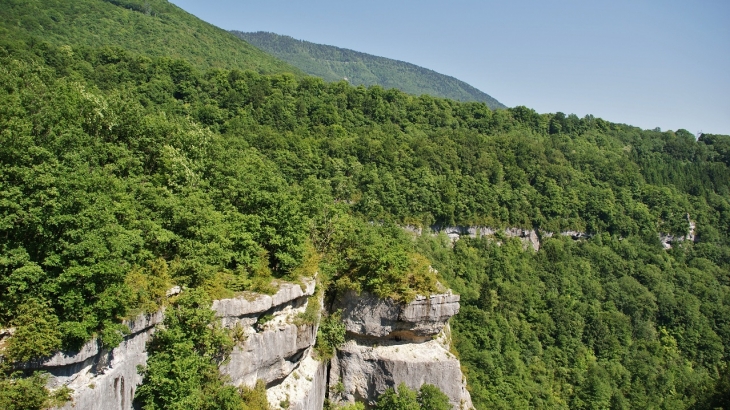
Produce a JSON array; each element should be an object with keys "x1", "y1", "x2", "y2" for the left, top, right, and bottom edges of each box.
[
  {"x1": 1, "y1": 4, "x2": 729, "y2": 410},
  {"x1": 0, "y1": 0, "x2": 303, "y2": 75},
  {"x1": 1, "y1": 38, "x2": 729, "y2": 408},
  {"x1": 233, "y1": 31, "x2": 506, "y2": 109}
]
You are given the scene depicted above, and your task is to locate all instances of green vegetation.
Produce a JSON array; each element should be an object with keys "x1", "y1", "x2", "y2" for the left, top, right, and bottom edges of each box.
[
  {"x1": 3, "y1": 298, "x2": 61, "y2": 362},
  {"x1": 374, "y1": 383, "x2": 452, "y2": 410},
  {"x1": 0, "y1": 372, "x2": 72, "y2": 410},
  {"x1": 0, "y1": 7, "x2": 729, "y2": 407},
  {"x1": 134, "y1": 289, "x2": 270, "y2": 410},
  {"x1": 0, "y1": 41, "x2": 317, "y2": 353},
  {"x1": 0, "y1": 36, "x2": 439, "y2": 364},
  {"x1": 233, "y1": 31, "x2": 505, "y2": 109},
  {"x1": 314, "y1": 310, "x2": 346, "y2": 360},
  {"x1": 0, "y1": 0, "x2": 302, "y2": 75},
  {"x1": 418, "y1": 232, "x2": 730, "y2": 409},
  {"x1": 240, "y1": 380, "x2": 271, "y2": 410}
]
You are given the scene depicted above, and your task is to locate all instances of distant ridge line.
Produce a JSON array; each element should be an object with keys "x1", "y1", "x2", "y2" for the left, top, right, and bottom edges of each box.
[{"x1": 233, "y1": 31, "x2": 506, "y2": 109}]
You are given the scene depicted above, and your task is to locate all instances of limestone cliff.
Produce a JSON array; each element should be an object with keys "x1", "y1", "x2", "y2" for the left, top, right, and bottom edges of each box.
[
  {"x1": 19, "y1": 310, "x2": 165, "y2": 410},
  {"x1": 329, "y1": 290, "x2": 473, "y2": 409},
  {"x1": 12, "y1": 279, "x2": 471, "y2": 410}
]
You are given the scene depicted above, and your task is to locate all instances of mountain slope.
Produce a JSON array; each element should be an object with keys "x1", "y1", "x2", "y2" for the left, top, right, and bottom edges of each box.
[
  {"x1": 0, "y1": 0, "x2": 303, "y2": 75},
  {"x1": 233, "y1": 31, "x2": 506, "y2": 109}
]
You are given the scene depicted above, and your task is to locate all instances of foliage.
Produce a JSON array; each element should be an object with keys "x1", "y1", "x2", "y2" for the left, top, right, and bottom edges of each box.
[
  {"x1": 233, "y1": 31, "x2": 505, "y2": 109},
  {"x1": 315, "y1": 310, "x2": 346, "y2": 361},
  {"x1": 0, "y1": 0, "x2": 302, "y2": 75},
  {"x1": 417, "y1": 384, "x2": 452, "y2": 410},
  {"x1": 134, "y1": 289, "x2": 243, "y2": 410},
  {"x1": 0, "y1": 42, "x2": 314, "y2": 351},
  {"x1": 418, "y1": 233, "x2": 730, "y2": 409},
  {"x1": 0, "y1": 372, "x2": 72, "y2": 410},
  {"x1": 374, "y1": 383, "x2": 452, "y2": 410},
  {"x1": 255, "y1": 314, "x2": 274, "y2": 332},
  {"x1": 0, "y1": 14, "x2": 729, "y2": 408},
  {"x1": 124, "y1": 258, "x2": 173, "y2": 316},
  {"x1": 337, "y1": 402, "x2": 366, "y2": 410},
  {"x1": 321, "y1": 216, "x2": 440, "y2": 301},
  {"x1": 296, "y1": 289, "x2": 323, "y2": 326},
  {"x1": 3, "y1": 298, "x2": 61, "y2": 363},
  {"x1": 240, "y1": 379, "x2": 271, "y2": 410}
]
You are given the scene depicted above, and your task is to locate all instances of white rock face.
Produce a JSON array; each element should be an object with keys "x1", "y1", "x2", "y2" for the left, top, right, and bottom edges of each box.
[
  {"x1": 659, "y1": 214, "x2": 697, "y2": 249},
  {"x1": 423, "y1": 225, "x2": 543, "y2": 251},
  {"x1": 213, "y1": 279, "x2": 316, "y2": 327},
  {"x1": 20, "y1": 279, "x2": 320, "y2": 410},
  {"x1": 330, "y1": 331, "x2": 473, "y2": 409},
  {"x1": 214, "y1": 278, "x2": 319, "y2": 388},
  {"x1": 17, "y1": 276, "x2": 472, "y2": 410},
  {"x1": 331, "y1": 291, "x2": 473, "y2": 409},
  {"x1": 21, "y1": 311, "x2": 165, "y2": 410},
  {"x1": 336, "y1": 291, "x2": 459, "y2": 341},
  {"x1": 267, "y1": 350, "x2": 328, "y2": 410},
  {"x1": 221, "y1": 322, "x2": 317, "y2": 387}
]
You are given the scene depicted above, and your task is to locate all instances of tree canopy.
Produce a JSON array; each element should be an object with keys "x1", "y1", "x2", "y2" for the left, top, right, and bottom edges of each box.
[{"x1": 0, "y1": 34, "x2": 728, "y2": 409}]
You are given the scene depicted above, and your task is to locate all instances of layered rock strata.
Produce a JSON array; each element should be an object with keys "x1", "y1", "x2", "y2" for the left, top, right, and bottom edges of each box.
[
  {"x1": 13, "y1": 278, "x2": 470, "y2": 410},
  {"x1": 411, "y1": 222, "x2": 697, "y2": 252},
  {"x1": 267, "y1": 354, "x2": 328, "y2": 410},
  {"x1": 335, "y1": 290, "x2": 460, "y2": 342},
  {"x1": 215, "y1": 279, "x2": 321, "y2": 389},
  {"x1": 20, "y1": 310, "x2": 165, "y2": 410},
  {"x1": 16, "y1": 280, "x2": 325, "y2": 410},
  {"x1": 213, "y1": 278, "x2": 327, "y2": 409},
  {"x1": 330, "y1": 291, "x2": 473, "y2": 409}
]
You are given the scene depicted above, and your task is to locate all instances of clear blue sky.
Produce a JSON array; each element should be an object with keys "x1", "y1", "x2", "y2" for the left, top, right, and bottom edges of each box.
[{"x1": 169, "y1": 0, "x2": 730, "y2": 135}]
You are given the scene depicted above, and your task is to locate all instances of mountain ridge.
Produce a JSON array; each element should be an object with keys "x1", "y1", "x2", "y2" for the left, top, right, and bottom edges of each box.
[
  {"x1": 233, "y1": 31, "x2": 506, "y2": 109},
  {"x1": 0, "y1": 0, "x2": 303, "y2": 75}
]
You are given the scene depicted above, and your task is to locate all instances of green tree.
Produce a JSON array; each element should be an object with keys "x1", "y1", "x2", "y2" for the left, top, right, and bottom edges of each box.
[
  {"x1": 375, "y1": 383, "x2": 420, "y2": 410},
  {"x1": 134, "y1": 289, "x2": 240, "y2": 410},
  {"x1": 4, "y1": 298, "x2": 61, "y2": 363},
  {"x1": 418, "y1": 384, "x2": 452, "y2": 410}
]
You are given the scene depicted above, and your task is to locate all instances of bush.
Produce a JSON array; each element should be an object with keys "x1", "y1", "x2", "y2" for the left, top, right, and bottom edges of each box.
[
  {"x1": 314, "y1": 310, "x2": 346, "y2": 360},
  {"x1": 375, "y1": 383, "x2": 420, "y2": 410},
  {"x1": 240, "y1": 379, "x2": 270, "y2": 410},
  {"x1": 4, "y1": 299, "x2": 61, "y2": 363},
  {"x1": 0, "y1": 372, "x2": 73, "y2": 410},
  {"x1": 417, "y1": 384, "x2": 451, "y2": 410},
  {"x1": 374, "y1": 384, "x2": 452, "y2": 410}
]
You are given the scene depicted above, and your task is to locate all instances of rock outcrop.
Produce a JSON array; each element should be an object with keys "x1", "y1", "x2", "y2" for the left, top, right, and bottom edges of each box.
[
  {"x1": 659, "y1": 213, "x2": 697, "y2": 249},
  {"x1": 212, "y1": 278, "x2": 327, "y2": 409},
  {"x1": 409, "y1": 225, "x2": 544, "y2": 251},
  {"x1": 267, "y1": 354, "x2": 328, "y2": 410},
  {"x1": 17, "y1": 280, "x2": 325, "y2": 410},
  {"x1": 214, "y1": 279, "x2": 320, "y2": 388},
  {"x1": 11, "y1": 277, "x2": 470, "y2": 410},
  {"x1": 20, "y1": 310, "x2": 165, "y2": 410},
  {"x1": 335, "y1": 290, "x2": 460, "y2": 342},
  {"x1": 412, "y1": 222, "x2": 698, "y2": 253},
  {"x1": 330, "y1": 291, "x2": 473, "y2": 409}
]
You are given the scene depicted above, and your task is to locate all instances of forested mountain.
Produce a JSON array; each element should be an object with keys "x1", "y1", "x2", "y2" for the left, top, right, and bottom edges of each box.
[
  {"x1": 0, "y1": 0, "x2": 303, "y2": 75},
  {"x1": 233, "y1": 31, "x2": 506, "y2": 109},
  {"x1": 0, "y1": 1, "x2": 729, "y2": 409}
]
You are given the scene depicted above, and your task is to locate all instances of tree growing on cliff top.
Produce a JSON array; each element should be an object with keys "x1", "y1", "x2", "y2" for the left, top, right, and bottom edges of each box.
[{"x1": 375, "y1": 383, "x2": 452, "y2": 410}]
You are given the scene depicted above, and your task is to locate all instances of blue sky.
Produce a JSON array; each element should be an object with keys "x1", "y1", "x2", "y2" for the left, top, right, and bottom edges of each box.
[{"x1": 169, "y1": 0, "x2": 729, "y2": 135}]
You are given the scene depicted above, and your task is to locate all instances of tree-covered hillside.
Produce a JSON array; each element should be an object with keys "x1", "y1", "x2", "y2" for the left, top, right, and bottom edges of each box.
[
  {"x1": 0, "y1": 17, "x2": 729, "y2": 410},
  {"x1": 233, "y1": 31, "x2": 506, "y2": 109},
  {"x1": 0, "y1": 0, "x2": 303, "y2": 75}
]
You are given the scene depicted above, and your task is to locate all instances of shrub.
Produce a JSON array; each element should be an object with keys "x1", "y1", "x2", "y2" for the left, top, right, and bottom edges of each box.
[
  {"x1": 314, "y1": 310, "x2": 346, "y2": 360},
  {"x1": 374, "y1": 383, "x2": 452, "y2": 410},
  {"x1": 4, "y1": 299, "x2": 61, "y2": 363}
]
